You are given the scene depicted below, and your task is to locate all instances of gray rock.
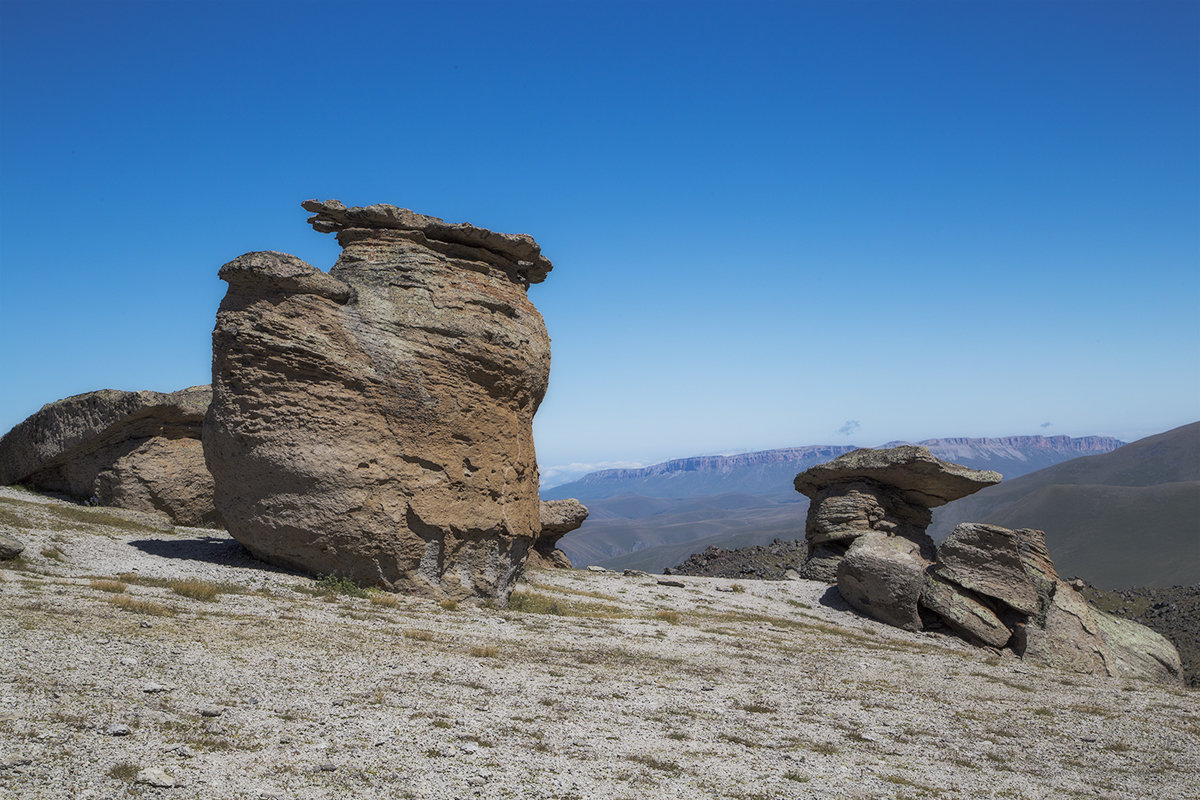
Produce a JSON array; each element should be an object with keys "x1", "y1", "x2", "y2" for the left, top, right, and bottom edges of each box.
[
  {"x1": 0, "y1": 755, "x2": 31, "y2": 770},
  {"x1": 794, "y1": 447, "x2": 996, "y2": 580},
  {"x1": 136, "y1": 766, "x2": 178, "y2": 787},
  {"x1": 919, "y1": 572, "x2": 1012, "y2": 648},
  {"x1": 1092, "y1": 608, "x2": 1183, "y2": 684},
  {"x1": 105, "y1": 723, "x2": 132, "y2": 736},
  {"x1": 935, "y1": 523, "x2": 1039, "y2": 616},
  {"x1": 205, "y1": 201, "x2": 557, "y2": 602},
  {"x1": 0, "y1": 530, "x2": 24, "y2": 560},
  {"x1": 0, "y1": 386, "x2": 218, "y2": 527},
  {"x1": 794, "y1": 446, "x2": 1001, "y2": 508},
  {"x1": 200, "y1": 707, "x2": 223, "y2": 718},
  {"x1": 836, "y1": 534, "x2": 927, "y2": 631}
]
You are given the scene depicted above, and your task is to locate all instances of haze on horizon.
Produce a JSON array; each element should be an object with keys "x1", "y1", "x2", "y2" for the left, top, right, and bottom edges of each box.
[{"x1": 1, "y1": 2, "x2": 1196, "y2": 484}]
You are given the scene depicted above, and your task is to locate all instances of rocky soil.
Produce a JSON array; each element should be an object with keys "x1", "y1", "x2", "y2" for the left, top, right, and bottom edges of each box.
[
  {"x1": 2, "y1": 487, "x2": 1198, "y2": 800},
  {"x1": 666, "y1": 538, "x2": 807, "y2": 581}
]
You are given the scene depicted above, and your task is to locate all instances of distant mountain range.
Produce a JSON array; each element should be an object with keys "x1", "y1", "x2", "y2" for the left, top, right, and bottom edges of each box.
[
  {"x1": 550, "y1": 434, "x2": 1126, "y2": 573},
  {"x1": 930, "y1": 422, "x2": 1200, "y2": 588}
]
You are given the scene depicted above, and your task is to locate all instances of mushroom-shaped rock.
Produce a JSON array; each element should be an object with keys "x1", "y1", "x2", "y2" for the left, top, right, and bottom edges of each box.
[
  {"x1": 529, "y1": 499, "x2": 589, "y2": 569},
  {"x1": 836, "y1": 533, "x2": 927, "y2": 631},
  {"x1": 793, "y1": 446, "x2": 1001, "y2": 508},
  {"x1": 794, "y1": 447, "x2": 1000, "y2": 582},
  {"x1": 204, "y1": 201, "x2": 555, "y2": 602}
]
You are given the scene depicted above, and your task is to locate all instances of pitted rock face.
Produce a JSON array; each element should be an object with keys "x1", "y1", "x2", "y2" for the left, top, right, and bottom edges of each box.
[{"x1": 204, "y1": 201, "x2": 554, "y2": 601}]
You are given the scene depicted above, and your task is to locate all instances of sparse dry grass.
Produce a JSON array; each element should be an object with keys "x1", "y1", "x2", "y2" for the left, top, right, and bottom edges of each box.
[
  {"x1": 169, "y1": 578, "x2": 220, "y2": 601},
  {"x1": 403, "y1": 629, "x2": 435, "y2": 641},
  {"x1": 506, "y1": 590, "x2": 628, "y2": 619},
  {"x1": 89, "y1": 579, "x2": 127, "y2": 593},
  {"x1": 439, "y1": 598, "x2": 459, "y2": 611},
  {"x1": 653, "y1": 610, "x2": 681, "y2": 624},
  {"x1": 370, "y1": 592, "x2": 400, "y2": 607},
  {"x1": 108, "y1": 594, "x2": 176, "y2": 617},
  {"x1": 470, "y1": 645, "x2": 499, "y2": 659}
]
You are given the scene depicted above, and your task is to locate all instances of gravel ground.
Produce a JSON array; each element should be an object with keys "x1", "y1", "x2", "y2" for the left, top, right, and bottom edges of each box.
[{"x1": 1, "y1": 487, "x2": 1198, "y2": 800}]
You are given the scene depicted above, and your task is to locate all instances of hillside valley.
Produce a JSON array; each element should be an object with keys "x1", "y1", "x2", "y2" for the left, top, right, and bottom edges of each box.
[{"x1": 551, "y1": 435, "x2": 1127, "y2": 575}]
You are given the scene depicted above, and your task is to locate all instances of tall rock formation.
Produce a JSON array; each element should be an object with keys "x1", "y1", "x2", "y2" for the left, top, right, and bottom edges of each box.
[
  {"x1": 0, "y1": 387, "x2": 216, "y2": 527},
  {"x1": 204, "y1": 200, "x2": 554, "y2": 601},
  {"x1": 793, "y1": 446, "x2": 1001, "y2": 581}
]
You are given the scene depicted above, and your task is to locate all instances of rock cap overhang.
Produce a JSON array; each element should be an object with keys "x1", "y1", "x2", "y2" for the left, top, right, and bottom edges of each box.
[
  {"x1": 793, "y1": 445, "x2": 1002, "y2": 507},
  {"x1": 301, "y1": 199, "x2": 553, "y2": 284}
]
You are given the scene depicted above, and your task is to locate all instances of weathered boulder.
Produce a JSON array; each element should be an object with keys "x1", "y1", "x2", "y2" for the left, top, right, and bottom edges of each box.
[
  {"x1": 920, "y1": 572, "x2": 1013, "y2": 648},
  {"x1": 836, "y1": 533, "x2": 926, "y2": 631},
  {"x1": 934, "y1": 523, "x2": 1040, "y2": 617},
  {"x1": 204, "y1": 200, "x2": 554, "y2": 601},
  {"x1": 793, "y1": 446, "x2": 1000, "y2": 580},
  {"x1": 0, "y1": 387, "x2": 217, "y2": 527},
  {"x1": 0, "y1": 529, "x2": 25, "y2": 559},
  {"x1": 1092, "y1": 609, "x2": 1184, "y2": 685},
  {"x1": 528, "y1": 499, "x2": 589, "y2": 569},
  {"x1": 930, "y1": 523, "x2": 1183, "y2": 684}
]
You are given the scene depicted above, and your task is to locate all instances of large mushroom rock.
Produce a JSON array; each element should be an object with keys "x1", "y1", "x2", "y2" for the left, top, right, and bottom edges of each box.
[
  {"x1": 926, "y1": 524, "x2": 1182, "y2": 684},
  {"x1": 528, "y1": 499, "x2": 589, "y2": 569},
  {"x1": 204, "y1": 200, "x2": 555, "y2": 602},
  {"x1": 0, "y1": 387, "x2": 216, "y2": 527},
  {"x1": 793, "y1": 446, "x2": 1000, "y2": 581}
]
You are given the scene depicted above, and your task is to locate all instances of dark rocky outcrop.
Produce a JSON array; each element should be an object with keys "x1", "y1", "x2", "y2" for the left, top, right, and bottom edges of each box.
[
  {"x1": 665, "y1": 537, "x2": 808, "y2": 580},
  {"x1": 0, "y1": 387, "x2": 216, "y2": 527},
  {"x1": 204, "y1": 200, "x2": 555, "y2": 602},
  {"x1": 793, "y1": 446, "x2": 1000, "y2": 581},
  {"x1": 529, "y1": 499, "x2": 589, "y2": 569}
]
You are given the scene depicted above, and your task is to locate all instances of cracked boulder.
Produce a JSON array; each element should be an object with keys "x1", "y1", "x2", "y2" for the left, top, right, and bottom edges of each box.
[
  {"x1": 836, "y1": 533, "x2": 927, "y2": 631},
  {"x1": 0, "y1": 387, "x2": 216, "y2": 527},
  {"x1": 203, "y1": 200, "x2": 555, "y2": 602},
  {"x1": 793, "y1": 446, "x2": 1000, "y2": 581},
  {"x1": 528, "y1": 499, "x2": 589, "y2": 569}
]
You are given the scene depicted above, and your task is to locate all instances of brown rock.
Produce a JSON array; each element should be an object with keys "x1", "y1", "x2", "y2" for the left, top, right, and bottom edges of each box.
[
  {"x1": 836, "y1": 534, "x2": 927, "y2": 631},
  {"x1": 204, "y1": 201, "x2": 554, "y2": 601},
  {"x1": 0, "y1": 387, "x2": 217, "y2": 527},
  {"x1": 530, "y1": 499, "x2": 589, "y2": 569}
]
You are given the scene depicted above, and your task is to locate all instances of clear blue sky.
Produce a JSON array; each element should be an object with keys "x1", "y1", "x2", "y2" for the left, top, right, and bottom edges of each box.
[{"x1": 1, "y1": 0, "x2": 1197, "y2": 487}]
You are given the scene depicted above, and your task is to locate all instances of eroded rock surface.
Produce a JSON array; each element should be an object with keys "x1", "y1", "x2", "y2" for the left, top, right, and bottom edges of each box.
[
  {"x1": 793, "y1": 446, "x2": 999, "y2": 581},
  {"x1": 204, "y1": 201, "x2": 554, "y2": 601},
  {"x1": 793, "y1": 450, "x2": 1182, "y2": 684},
  {"x1": 0, "y1": 529, "x2": 24, "y2": 559},
  {"x1": 529, "y1": 499, "x2": 589, "y2": 569},
  {"x1": 0, "y1": 387, "x2": 215, "y2": 526}
]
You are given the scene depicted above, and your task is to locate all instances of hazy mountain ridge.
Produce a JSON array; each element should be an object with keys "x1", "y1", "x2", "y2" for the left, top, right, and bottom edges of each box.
[
  {"x1": 555, "y1": 434, "x2": 1126, "y2": 573},
  {"x1": 930, "y1": 422, "x2": 1200, "y2": 588}
]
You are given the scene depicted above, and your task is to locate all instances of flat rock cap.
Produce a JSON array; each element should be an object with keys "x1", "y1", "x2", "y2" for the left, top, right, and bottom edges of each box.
[
  {"x1": 793, "y1": 445, "x2": 1001, "y2": 507},
  {"x1": 301, "y1": 199, "x2": 553, "y2": 283}
]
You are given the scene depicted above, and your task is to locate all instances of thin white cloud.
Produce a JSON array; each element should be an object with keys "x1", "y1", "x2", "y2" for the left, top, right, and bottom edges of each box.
[{"x1": 539, "y1": 460, "x2": 647, "y2": 489}]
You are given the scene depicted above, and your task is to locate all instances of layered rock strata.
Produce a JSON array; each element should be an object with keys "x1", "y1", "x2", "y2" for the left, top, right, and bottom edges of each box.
[
  {"x1": 0, "y1": 387, "x2": 216, "y2": 526},
  {"x1": 793, "y1": 446, "x2": 1000, "y2": 581},
  {"x1": 528, "y1": 499, "x2": 589, "y2": 569},
  {"x1": 204, "y1": 200, "x2": 554, "y2": 601},
  {"x1": 794, "y1": 449, "x2": 1182, "y2": 683}
]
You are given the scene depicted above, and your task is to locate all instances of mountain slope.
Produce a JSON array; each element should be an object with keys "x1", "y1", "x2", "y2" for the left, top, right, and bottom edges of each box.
[
  {"x1": 931, "y1": 422, "x2": 1200, "y2": 589},
  {"x1": 555, "y1": 435, "x2": 1125, "y2": 572}
]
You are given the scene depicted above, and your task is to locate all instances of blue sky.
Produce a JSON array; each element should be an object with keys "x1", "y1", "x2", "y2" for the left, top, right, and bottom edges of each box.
[{"x1": 1, "y1": 0, "x2": 1197, "y2": 486}]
